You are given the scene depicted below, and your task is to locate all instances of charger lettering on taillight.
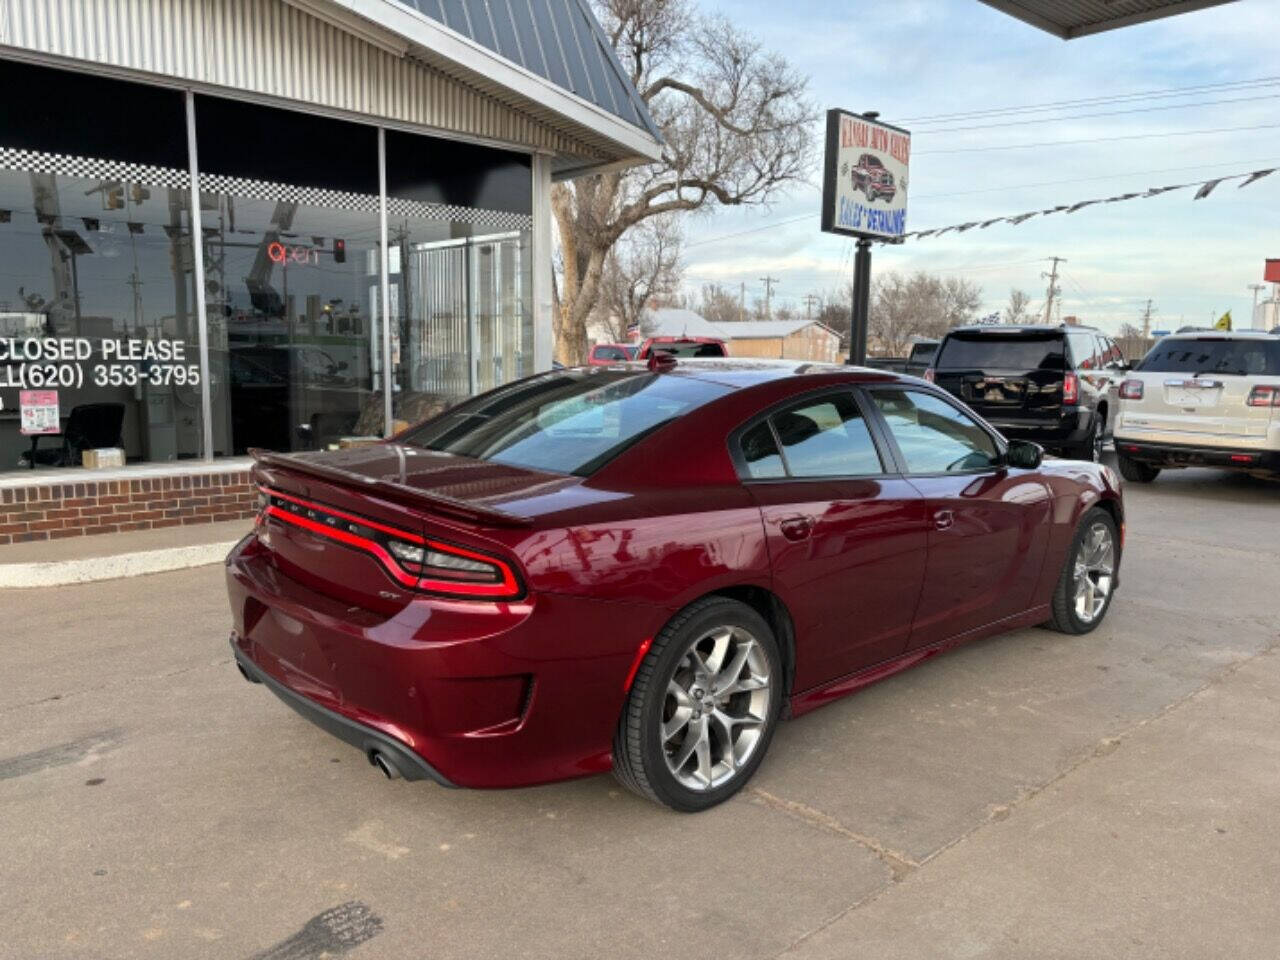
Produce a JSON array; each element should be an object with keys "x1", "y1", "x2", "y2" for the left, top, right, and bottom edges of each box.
[
  {"x1": 259, "y1": 487, "x2": 522, "y2": 600},
  {"x1": 1119, "y1": 379, "x2": 1144, "y2": 400},
  {"x1": 1062, "y1": 372, "x2": 1079, "y2": 405}
]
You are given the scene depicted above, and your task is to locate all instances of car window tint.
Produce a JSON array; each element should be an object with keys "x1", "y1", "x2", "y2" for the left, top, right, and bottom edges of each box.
[
  {"x1": 593, "y1": 346, "x2": 627, "y2": 361},
  {"x1": 935, "y1": 334, "x2": 1067, "y2": 371},
  {"x1": 1137, "y1": 338, "x2": 1280, "y2": 375},
  {"x1": 872, "y1": 389, "x2": 1000, "y2": 474},
  {"x1": 403, "y1": 369, "x2": 732, "y2": 476},
  {"x1": 768, "y1": 393, "x2": 882, "y2": 477},
  {"x1": 1067, "y1": 332, "x2": 1098, "y2": 369},
  {"x1": 739, "y1": 421, "x2": 786, "y2": 479}
]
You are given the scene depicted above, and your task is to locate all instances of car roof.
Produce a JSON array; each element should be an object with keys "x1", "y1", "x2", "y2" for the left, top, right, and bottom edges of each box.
[
  {"x1": 1159, "y1": 330, "x2": 1278, "y2": 341},
  {"x1": 609, "y1": 357, "x2": 908, "y2": 389},
  {"x1": 948, "y1": 323, "x2": 1100, "y2": 335}
]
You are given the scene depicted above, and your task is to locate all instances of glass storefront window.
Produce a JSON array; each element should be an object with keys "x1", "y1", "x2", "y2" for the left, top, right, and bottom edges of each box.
[
  {"x1": 201, "y1": 195, "x2": 381, "y2": 454},
  {"x1": 0, "y1": 63, "x2": 538, "y2": 472}
]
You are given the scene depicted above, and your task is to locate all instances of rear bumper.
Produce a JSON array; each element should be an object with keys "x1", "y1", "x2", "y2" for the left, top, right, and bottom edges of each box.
[
  {"x1": 1114, "y1": 439, "x2": 1280, "y2": 471},
  {"x1": 226, "y1": 535, "x2": 667, "y2": 789},
  {"x1": 232, "y1": 640, "x2": 454, "y2": 786},
  {"x1": 985, "y1": 410, "x2": 1092, "y2": 447}
]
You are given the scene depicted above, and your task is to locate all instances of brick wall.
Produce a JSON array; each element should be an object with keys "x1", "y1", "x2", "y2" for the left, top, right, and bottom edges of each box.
[{"x1": 0, "y1": 470, "x2": 255, "y2": 545}]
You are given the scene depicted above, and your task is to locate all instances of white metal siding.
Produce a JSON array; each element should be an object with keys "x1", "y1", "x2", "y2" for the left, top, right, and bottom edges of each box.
[{"x1": 0, "y1": 0, "x2": 604, "y2": 161}]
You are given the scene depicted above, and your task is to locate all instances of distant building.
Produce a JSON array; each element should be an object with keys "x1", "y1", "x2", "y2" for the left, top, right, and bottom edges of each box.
[{"x1": 631, "y1": 309, "x2": 838, "y2": 362}]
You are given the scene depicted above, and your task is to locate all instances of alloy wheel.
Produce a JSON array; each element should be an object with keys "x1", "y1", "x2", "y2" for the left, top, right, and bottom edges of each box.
[
  {"x1": 661, "y1": 626, "x2": 771, "y2": 791},
  {"x1": 1073, "y1": 522, "x2": 1115, "y2": 623}
]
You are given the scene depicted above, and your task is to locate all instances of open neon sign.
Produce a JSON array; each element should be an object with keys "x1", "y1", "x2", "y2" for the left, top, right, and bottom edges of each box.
[{"x1": 267, "y1": 242, "x2": 320, "y2": 265}]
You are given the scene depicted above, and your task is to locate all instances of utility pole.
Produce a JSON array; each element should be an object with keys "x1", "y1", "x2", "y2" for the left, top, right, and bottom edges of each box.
[
  {"x1": 1140, "y1": 299, "x2": 1155, "y2": 339},
  {"x1": 759, "y1": 276, "x2": 779, "y2": 319},
  {"x1": 802, "y1": 294, "x2": 820, "y2": 321},
  {"x1": 1041, "y1": 257, "x2": 1065, "y2": 324},
  {"x1": 1248, "y1": 283, "x2": 1266, "y2": 329},
  {"x1": 739, "y1": 282, "x2": 745, "y2": 323}
]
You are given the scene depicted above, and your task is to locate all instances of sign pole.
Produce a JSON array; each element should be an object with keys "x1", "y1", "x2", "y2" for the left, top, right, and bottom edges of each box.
[{"x1": 848, "y1": 238, "x2": 872, "y2": 365}]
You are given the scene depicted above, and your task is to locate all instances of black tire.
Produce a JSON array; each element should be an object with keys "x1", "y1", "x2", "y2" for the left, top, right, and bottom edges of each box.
[
  {"x1": 613, "y1": 596, "x2": 783, "y2": 812},
  {"x1": 1067, "y1": 415, "x2": 1103, "y2": 462},
  {"x1": 1043, "y1": 507, "x2": 1120, "y2": 635},
  {"x1": 1117, "y1": 454, "x2": 1160, "y2": 483}
]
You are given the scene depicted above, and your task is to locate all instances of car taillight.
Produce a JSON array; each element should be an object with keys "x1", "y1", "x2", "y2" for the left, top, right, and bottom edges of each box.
[
  {"x1": 923, "y1": 368, "x2": 936, "y2": 383},
  {"x1": 1246, "y1": 385, "x2": 1280, "y2": 407},
  {"x1": 1063, "y1": 372, "x2": 1079, "y2": 405},
  {"x1": 1119, "y1": 378, "x2": 1144, "y2": 400},
  {"x1": 260, "y1": 487, "x2": 522, "y2": 600}
]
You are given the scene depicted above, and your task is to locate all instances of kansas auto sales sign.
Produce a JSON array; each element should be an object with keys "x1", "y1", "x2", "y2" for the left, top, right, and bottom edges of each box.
[{"x1": 821, "y1": 109, "x2": 911, "y2": 241}]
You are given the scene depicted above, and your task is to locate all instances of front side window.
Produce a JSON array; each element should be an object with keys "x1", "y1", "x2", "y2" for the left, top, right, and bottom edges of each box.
[
  {"x1": 404, "y1": 368, "x2": 731, "y2": 476},
  {"x1": 748, "y1": 392, "x2": 882, "y2": 478},
  {"x1": 871, "y1": 389, "x2": 1000, "y2": 474}
]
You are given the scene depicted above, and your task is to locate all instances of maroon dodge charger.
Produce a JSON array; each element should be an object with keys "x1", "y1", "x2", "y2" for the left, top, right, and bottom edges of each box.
[{"x1": 227, "y1": 359, "x2": 1124, "y2": 811}]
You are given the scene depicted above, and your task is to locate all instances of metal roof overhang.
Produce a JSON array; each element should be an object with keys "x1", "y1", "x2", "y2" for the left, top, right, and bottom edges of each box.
[
  {"x1": 978, "y1": 0, "x2": 1239, "y2": 38},
  {"x1": 285, "y1": 0, "x2": 663, "y2": 174}
]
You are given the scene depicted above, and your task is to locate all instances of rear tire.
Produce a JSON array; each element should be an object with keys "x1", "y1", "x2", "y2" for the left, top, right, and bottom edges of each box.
[
  {"x1": 1117, "y1": 454, "x2": 1160, "y2": 483},
  {"x1": 613, "y1": 597, "x2": 783, "y2": 812},
  {"x1": 1043, "y1": 508, "x2": 1119, "y2": 635},
  {"x1": 1067, "y1": 415, "x2": 1103, "y2": 462}
]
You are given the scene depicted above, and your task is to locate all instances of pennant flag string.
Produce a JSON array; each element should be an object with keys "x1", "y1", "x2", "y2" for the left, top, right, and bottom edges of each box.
[{"x1": 891, "y1": 166, "x2": 1275, "y2": 242}]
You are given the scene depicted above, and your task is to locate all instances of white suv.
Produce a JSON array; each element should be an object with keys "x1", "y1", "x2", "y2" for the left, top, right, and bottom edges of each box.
[{"x1": 1113, "y1": 331, "x2": 1280, "y2": 482}]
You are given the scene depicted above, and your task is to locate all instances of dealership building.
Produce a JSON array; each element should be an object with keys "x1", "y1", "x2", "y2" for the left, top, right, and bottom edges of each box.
[{"x1": 0, "y1": 0, "x2": 660, "y2": 543}]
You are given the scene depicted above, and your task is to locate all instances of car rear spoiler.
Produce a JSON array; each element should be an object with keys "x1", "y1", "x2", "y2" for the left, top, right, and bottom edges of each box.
[{"x1": 249, "y1": 449, "x2": 535, "y2": 528}]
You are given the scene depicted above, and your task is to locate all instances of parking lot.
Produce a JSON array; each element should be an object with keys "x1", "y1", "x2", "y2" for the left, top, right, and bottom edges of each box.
[{"x1": 3, "y1": 461, "x2": 1278, "y2": 960}]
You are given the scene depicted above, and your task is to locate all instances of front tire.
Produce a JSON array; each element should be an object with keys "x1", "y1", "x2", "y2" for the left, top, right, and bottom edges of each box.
[
  {"x1": 1117, "y1": 454, "x2": 1160, "y2": 483},
  {"x1": 613, "y1": 597, "x2": 783, "y2": 812},
  {"x1": 1043, "y1": 508, "x2": 1119, "y2": 635}
]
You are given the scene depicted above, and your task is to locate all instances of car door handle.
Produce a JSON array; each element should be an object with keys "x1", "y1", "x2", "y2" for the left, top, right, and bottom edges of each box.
[
  {"x1": 778, "y1": 515, "x2": 814, "y2": 542},
  {"x1": 933, "y1": 509, "x2": 955, "y2": 531}
]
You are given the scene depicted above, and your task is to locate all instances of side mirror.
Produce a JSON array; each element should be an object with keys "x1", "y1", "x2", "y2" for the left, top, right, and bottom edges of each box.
[{"x1": 1005, "y1": 439, "x2": 1044, "y2": 470}]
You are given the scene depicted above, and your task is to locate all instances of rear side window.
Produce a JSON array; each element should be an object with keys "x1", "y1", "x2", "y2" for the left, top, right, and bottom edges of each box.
[
  {"x1": 650, "y1": 341, "x2": 726, "y2": 358},
  {"x1": 404, "y1": 369, "x2": 732, "y2": 476},
  {"x1": 1137, "y1": 338, "x2": 1280, "y2": 375},
  {"x1": 592, "y1": 346, "x2": 628, "y2": 361},
  {"x1": 935, "y1": 334, "x2": 1067, "y2": 371},
  {"x1": 738, "y1": 392, "x2": 883, "y2": 479},
  {"x1": 1067, "y1": 332, "x2": 1099, "y2": 369}
]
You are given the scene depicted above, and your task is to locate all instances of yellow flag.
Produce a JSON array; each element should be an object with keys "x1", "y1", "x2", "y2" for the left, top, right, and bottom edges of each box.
[{"x1": 1215, "y1": 310, "x2": 1232, "y2": 330}]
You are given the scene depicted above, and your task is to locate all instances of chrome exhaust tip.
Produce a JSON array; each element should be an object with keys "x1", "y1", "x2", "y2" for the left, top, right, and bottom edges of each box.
[{"x1": 369, "y1": 751, "x2": 401, "y2": 780}]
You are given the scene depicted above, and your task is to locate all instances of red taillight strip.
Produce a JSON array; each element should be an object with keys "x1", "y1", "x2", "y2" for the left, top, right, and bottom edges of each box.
[
  {"x1": 261, "y1": 488, "x2": 521, "y2": 600},
  {"x1": 263, "y1": 486, "x2": 425, "y2": 544}
]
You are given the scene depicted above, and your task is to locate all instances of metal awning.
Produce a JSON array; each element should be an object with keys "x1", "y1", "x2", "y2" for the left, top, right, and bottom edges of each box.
[{"x1": 978, "y1": 0, "x2": 1238, "y2": 38}]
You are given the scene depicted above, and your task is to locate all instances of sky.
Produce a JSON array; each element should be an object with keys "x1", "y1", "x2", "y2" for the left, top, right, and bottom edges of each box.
[{"x1": 681, "y1": 0, "x2": 1280, "y2": 334}]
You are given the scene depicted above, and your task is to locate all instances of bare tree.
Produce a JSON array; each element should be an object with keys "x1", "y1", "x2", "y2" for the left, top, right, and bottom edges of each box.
[
  {"x1": 1003, "y1": 288, "x2": 1033, "y2": 325},
  {"x1": 691, "y1": 282, "x2": 744, "y2": 326},
  {"x1": 869, "y1": 271, "x2": 982, "y2": 356},
  {"x1": 594, "y1": 216, "x2": 683, "y2": 341},
  {"x1": 552, "y1": 0, "x2": 816, "y2": 363}
]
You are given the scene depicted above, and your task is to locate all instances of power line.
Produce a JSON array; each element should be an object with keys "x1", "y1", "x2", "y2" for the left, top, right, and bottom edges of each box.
[
  {"x1": 914, "y1": 92, "x2": 1280, "y2": 135},
  {"x1": 915, "y1": 122, "x2": 1280, "y2": 155},
  {"x1": 900, "y1": 75, "x2": 1280, "y2": 123}
]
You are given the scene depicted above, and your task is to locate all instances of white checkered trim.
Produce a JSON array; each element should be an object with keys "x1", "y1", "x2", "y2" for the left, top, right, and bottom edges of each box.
[
  {"x1": 196, "y1": 173, "x2": 380, "y2": 212},
  {"x1": 0, "y1": 147, "x2": 189, "y2": 188},
  {"x1": 386, "y1": 197, "x2": 532, "y2": 230}
]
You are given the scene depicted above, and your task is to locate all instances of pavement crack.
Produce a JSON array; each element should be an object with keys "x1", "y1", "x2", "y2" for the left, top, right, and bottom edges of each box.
[
  {"x1": 748, "y1": 787, "x2": 918, "y2": 882},
  {"x1": 0, "y1": 657, "x2": 234, "y2": 716}
]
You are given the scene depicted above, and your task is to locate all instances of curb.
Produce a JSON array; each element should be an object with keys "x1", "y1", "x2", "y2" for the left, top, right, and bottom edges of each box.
[{"x1": 0, "y1": 541, "x2": 237, "y2": 588}]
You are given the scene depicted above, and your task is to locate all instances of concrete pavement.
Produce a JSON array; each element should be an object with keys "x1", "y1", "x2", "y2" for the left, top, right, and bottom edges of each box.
[{"x1": 1, "y1": 462, "x2": 1277, "y2": 959}]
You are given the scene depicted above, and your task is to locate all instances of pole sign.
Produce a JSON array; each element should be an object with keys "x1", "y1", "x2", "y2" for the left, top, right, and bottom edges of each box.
[{"x1": 821, "y1": 109, "x2": 911, "y2": 241}]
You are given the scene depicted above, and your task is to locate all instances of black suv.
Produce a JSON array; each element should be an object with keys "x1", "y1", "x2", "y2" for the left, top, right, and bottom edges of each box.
[{"x1": 925, "y1": 324, "x2": 1127, "y2": 461}]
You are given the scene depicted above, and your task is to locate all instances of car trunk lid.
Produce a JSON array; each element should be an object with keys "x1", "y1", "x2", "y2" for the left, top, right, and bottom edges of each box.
[
  {"x1": 250, "y1": 446, "x2": 568, "y2": 614},
  {"x1": 933, "y1": 331, "x2": 1069, "y2": 422}
]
